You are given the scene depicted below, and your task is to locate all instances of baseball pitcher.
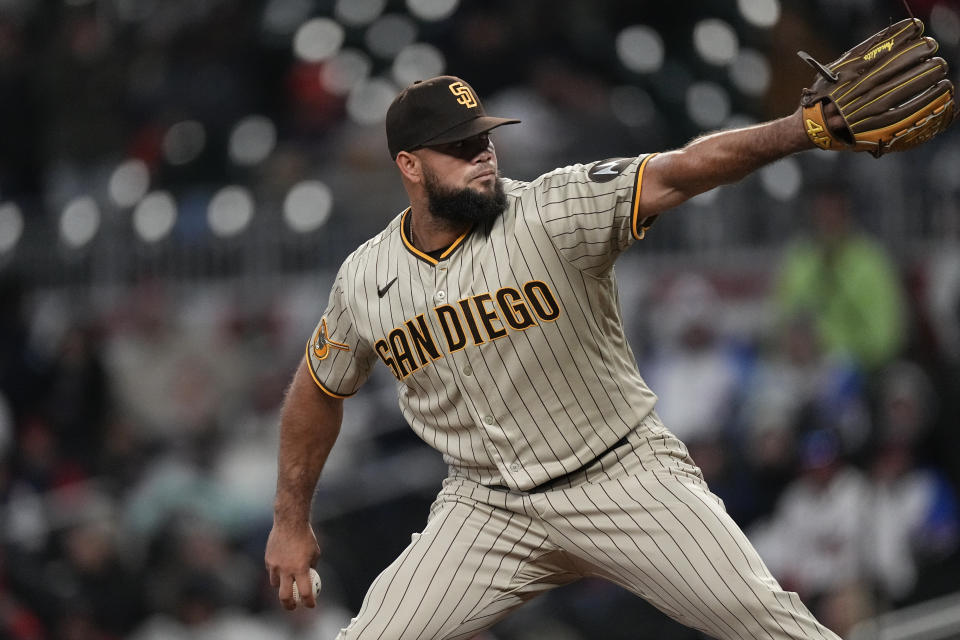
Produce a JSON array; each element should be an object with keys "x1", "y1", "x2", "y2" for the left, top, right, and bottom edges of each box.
[{"x1": 265, "y1": 18, "x2": 954, "y2": 639}]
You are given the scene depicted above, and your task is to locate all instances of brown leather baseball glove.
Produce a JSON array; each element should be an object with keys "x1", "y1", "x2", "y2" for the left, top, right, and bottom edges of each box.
[{"x1": 799, "y1": 18, "x2": 955, "y2": 157}]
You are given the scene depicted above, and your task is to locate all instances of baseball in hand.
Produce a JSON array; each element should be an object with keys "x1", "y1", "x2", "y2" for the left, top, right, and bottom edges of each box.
[{"x1": 291, "y1": 568, "x2": 322, "y2": 604}]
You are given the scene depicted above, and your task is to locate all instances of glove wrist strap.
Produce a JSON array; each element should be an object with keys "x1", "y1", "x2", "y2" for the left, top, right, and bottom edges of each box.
[{"x1": 801, "y1": 101, "x2": 835, "y2": 150}]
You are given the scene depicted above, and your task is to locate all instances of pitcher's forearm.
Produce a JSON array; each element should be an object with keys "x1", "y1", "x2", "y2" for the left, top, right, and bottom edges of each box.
[
  {"x1": 676, "y1": 110, "x2": 812, "y2": 189},
  {"x1": 273, "y1": 359, "x2": 343, "y2": 527},
  {"x1": 640, "y1": 110, "x2": 813, "y2": 213}
]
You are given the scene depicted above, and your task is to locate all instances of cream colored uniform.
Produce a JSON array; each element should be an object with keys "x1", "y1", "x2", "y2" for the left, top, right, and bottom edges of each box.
[{"x1": 307, "y1": 155, "x2": 840, "y2": 640}]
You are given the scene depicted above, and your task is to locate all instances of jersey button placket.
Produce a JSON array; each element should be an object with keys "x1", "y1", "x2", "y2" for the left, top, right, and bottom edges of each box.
[
  {"x1": 434, "y1": 266, "x2": 448, "y2": 303},
  {"x1": 437, "y1": 262, "x2": 507, "y2": 482}
]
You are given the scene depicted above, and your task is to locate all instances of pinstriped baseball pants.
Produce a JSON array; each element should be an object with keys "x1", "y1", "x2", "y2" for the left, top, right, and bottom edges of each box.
[{"x1": 336, "y1": 413, "x2": 840, "y2": 640}]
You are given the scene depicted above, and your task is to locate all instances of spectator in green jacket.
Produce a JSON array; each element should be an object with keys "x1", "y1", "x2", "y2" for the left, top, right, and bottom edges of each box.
[{"x1": 775, "y1": 186, "x2": 907, "y2": 372}]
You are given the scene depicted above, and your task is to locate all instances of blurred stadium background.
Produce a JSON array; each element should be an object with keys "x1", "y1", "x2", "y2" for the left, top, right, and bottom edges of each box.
[{"x1": 1, "y1": 0, "x2": 960, "y2": 638}]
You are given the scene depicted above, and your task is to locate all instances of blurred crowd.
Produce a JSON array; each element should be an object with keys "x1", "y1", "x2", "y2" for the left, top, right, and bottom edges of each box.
[
  {"x1": 2, "y1": 194, "x2": 960, "y2": 639},
  {"x1": 2, "y1": 1, "x2": 960, "y2": 639},
  {"x1": 640, "y1": 191, "x2": 960, "y2": 637}
]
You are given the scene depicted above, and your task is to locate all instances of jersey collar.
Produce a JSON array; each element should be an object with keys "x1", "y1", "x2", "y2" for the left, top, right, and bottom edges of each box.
[{"x1": 400, "y1": 208, "x2": 472, "y2": 266}]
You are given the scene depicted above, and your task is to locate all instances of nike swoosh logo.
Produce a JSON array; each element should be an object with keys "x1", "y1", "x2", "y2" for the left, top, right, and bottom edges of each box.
[{"x1": 377, "y1": 277, "x2": 398, "y2": 298}]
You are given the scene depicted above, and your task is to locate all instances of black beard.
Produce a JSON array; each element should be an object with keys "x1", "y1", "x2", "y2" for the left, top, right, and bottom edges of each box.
[{"x1": 423, "y1": 170, "x2": 507, "y2": 225}]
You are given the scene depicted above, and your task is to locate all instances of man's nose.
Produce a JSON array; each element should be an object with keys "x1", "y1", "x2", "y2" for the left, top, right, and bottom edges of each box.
[{"x1": 473, "y1": 141, "x2": 494, "y2": 162}]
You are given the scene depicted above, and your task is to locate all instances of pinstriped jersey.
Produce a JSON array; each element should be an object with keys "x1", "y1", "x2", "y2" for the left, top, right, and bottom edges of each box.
[{"x1": 307, "y1": 154, "x2": 659, "y2": 491}]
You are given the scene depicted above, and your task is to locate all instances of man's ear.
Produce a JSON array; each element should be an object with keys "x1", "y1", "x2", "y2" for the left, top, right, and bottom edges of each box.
[{"x1": 395, "y1": 151, "x2": 421, "y2": 183}]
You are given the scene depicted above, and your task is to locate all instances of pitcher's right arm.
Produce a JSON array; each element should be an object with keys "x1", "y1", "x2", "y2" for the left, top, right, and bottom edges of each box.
[{"x1": 265, "y1": 358, "x2": 344, "y2": 610}]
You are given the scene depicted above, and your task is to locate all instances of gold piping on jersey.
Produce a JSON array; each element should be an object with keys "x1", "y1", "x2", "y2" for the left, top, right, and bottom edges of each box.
[
  {"x1": 374, "y1": 279, "x2": 563, "y2": 381},
  {"x1": 400, "y1": 208, "x2": 472, "y2": 265},
  {"x1": 630, "y1": 153, "x2": 658, "y2": 241}
]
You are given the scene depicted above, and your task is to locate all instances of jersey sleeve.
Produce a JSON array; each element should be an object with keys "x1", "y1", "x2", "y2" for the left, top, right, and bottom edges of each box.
[
  {"x1": 535, "y1": 153, "x2": 657, "y2": 276},
  {"x1": 305, "y1": 261, "x2": 377, "y2": 398}
]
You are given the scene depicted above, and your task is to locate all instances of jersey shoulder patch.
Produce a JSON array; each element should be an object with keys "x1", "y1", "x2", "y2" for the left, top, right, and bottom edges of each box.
[
  {"x1": 587, "y1": 157, "x2": 634, "y2": 183},
  {"x1": 311, "y1": 317, "x2": 350, "y2": 361}
]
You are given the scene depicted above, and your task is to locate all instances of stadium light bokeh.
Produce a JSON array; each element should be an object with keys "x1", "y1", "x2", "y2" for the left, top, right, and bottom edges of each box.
[
  {"x1": 392, "y1": 42, "x2": 446, "y2": 87},
  {"x1": 406, "y1": 0, "x2": 460, "y2": 22},
  {"x1": 293, "y1": 17, "x2": 344, "y2": 62},
  {"x1": 228, "y1": 116, "x2": 278, "y2": 167},
  {"x1": 694, "y1": 19, "x2": 740, "y2": 66},
  {"x1": 208, "y1": 186, "x2": 255, "y2": 238},
  {"x1": 729, "y1": 49, "x2": 772, "y2": 97},
  {"x1": 0, "y1": 203, "x2": 24, "y2": 255},
  {"x1": 162, "y1": 120, "x2": 207, "y2": 167},
  {"x1": 686, "y1": 81, "x2": 731, "y2": 128},
  {"x1": 334, "y1": 0, "x2": 388, "y2": 28},
  {"x1": 108, "y1": 159, "x2": 151, "y2": 209},
  {"x1": 59, "y1": 196, "x2": 101, "y2": 249},
  {"x1": 738, "y1": 0, "x2": 782, "y2": 28},
  {"x1": 616, "y1": 25, "x2": 665, "y2": 74},
  {"x1": 321, "y1": 48, "x2": 374, "y2": 97},
  {"x1": 366, "y1": 13, "x2": 418, "y2": 59},
  {"x1": 284, "y1": 180, "x2": 332, "y2": 233},
  {"x1": 133, "y1": 191, "x2": 178, "y2": 243}
]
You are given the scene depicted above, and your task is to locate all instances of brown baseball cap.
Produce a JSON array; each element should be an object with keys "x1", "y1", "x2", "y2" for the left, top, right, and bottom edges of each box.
[{"x1": 386, "y1": 76, "x2": 521, "y2": 159}]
